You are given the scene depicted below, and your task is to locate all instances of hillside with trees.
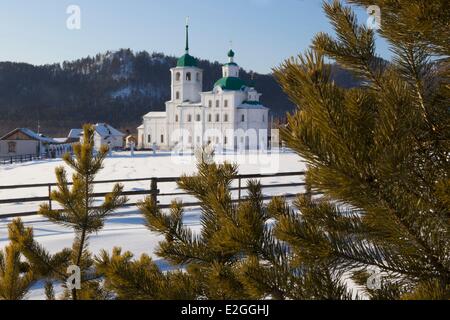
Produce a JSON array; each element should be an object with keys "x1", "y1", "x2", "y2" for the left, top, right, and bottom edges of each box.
[{"x1": 0, "y1": 50, "x2": 361, "y2": 137}]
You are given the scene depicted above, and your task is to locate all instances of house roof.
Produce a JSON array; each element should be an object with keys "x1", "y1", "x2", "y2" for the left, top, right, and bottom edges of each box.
[
  {"x1": 0, "y1": 128, "x2": 58, "y2": 144},
  {"x1": 68, "y1": 129, "x2": 83, "y2": 139},
  {"x1": 94, "y1": 123, "x2": 125, "y2": 137}
]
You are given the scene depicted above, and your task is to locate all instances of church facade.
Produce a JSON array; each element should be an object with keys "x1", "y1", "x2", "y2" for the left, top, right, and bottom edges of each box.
[{"x1": 137, "y1": 23, "x2": 269, "y2": 151}]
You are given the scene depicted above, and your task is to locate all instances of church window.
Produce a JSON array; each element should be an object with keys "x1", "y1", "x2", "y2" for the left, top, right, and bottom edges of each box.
[
  {"x1": 196, "y1": 136, "x2": 201, "y2": 143},
  {"x1": 208, "y1": 100, "x2": 212, "y2": 108},
  {"x1": 188, "y1": 136, "x2": 192, "y2": 143},
  {"x1": 161, "y1": 135, "x2": 164, "y2": 143},
  {"x1": 241, "y1": 114, "x2": 245, "y2": 122},
  {"x1": 196, "y1": 73, "x2": 200, "y2": 81},
  {"x1": 224, "y1": 114, "x2": 229, "y2": 122},
  {"x1": 263, "y1": 115, "x2": 265, "y2": 122},
  {"x1": 224, "y1": 71, "x2": 228, "y2": 77},
  {"x1": 216, "y1": 100, "x2": 220, "y2": 108},
  {"x1": 208, "y1": 114, "x2": 212, "y2": 122},
  {"x1": 196, "y1": 114, "x2": 201, "y2": 122},
  {"x1": 216, "y1": 114, "x2": 220, "y2": 122},
  {"x1": 176, "y1": 72, "x2": 181, "y2": 81},
  {"x1": 175, "y1": 115, "x2": 179, "y2": 122},
  {"x1": 224, "y1": 100, "x2": 228, "y2": 108},
  {"x1": 147, "y1": 135, "x2": 151, "y2": 143},
  {"x1": 8, "y1": 142, "x2": 16, "y2": 153},
  {"x1": 176, "y1": 91, "x2": 180, "y2": 100},
  {"x1": 186, "y1": 72, "x2": 192, "y2": 81},
  {"x1": 224, "y1": 136, "x2": 228, "y2": 145},
  {"x1": 188, "y1": 114, "x2": 192, "y2": 122}
]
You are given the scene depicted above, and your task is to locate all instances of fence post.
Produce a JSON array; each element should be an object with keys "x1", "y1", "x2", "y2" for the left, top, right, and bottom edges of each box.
[
  {"x1": 48, "y1": 185, "x2": 52, "y2": 210},
  {"x1": 238, "y1": 176, "x2": 242, "y2": 202},
  {"x1": 151, "y1": 178, "x2": 158, "y2": 205}
]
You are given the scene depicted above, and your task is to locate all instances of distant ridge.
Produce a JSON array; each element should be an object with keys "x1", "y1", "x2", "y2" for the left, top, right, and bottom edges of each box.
[{"x1": 0, "y1": 49, "x2": 362, "y2": 136}]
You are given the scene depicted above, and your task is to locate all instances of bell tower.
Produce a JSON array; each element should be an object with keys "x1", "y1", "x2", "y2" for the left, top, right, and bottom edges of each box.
[
  {"x1": 222, "y1": 48, "x2": 240, "y2": 78},
  {"x1": 170, "y1": 18, "x2": 203, "y2": 103}
]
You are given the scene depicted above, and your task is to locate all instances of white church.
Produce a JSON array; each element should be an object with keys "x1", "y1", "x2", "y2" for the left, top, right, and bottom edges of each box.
[{"x1": 137, "y1": 22, "x2": 269, "y2": 151}]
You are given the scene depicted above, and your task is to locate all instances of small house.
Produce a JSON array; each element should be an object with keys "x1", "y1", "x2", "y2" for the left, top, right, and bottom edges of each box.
[
  {"x1": 0, "y1": 128, "x2": 59, "y2": 159},
  {"x1": 80, "y1": 123, "x2": 125, "y2": 151}
]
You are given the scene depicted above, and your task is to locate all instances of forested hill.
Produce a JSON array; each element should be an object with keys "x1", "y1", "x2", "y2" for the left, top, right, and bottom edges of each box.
[{"x1": 0, "y1": 49, "x2": 361, "y2": 136}]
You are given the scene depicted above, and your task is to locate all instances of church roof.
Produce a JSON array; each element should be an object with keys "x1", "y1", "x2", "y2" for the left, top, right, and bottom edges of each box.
[
  {"x1": 214, "y1": 77, "x2": 247, "y2": 91},
  {"x1": 143, "y1": 111, "x2": 167, "y2": 118},
  {"x1": 238, "y1": 101, "x2": 268, "y2": 109},
  {"x1": 177, "y1": 53, "x2": 198, "y2": 67}
]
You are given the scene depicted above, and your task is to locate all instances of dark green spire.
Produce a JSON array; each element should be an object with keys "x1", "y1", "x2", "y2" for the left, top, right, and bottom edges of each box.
[
  {"x1": 185, "y1": 17, "x2": 189, "y2": 54},
  {"x1": 177, "y1": 17, "x2": 198, "y2": 67}
]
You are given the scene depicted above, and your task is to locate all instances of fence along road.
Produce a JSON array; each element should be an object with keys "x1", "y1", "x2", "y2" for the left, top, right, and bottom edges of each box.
[{"x1": 0, "y1": 171, "x2": 307, "y2": 219}]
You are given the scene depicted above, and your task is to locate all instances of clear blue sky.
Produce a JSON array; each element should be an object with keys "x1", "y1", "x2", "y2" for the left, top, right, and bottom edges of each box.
[{"x1": 0, "y1": 0, "x2": 391, "y2": 74}]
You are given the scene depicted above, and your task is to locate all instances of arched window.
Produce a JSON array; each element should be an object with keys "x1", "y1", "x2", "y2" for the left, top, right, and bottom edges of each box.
[
  {"x1": 208, "y1": 100, "x2": 212, "y2": 108},
  {"x1": 224, "y1": 114, "x2": 228, "y2": 122},
  {"x1": 196, "y1": 114, "x2": 201, "y2": 122},
  {"x1": 176, "y1": 91, "x2": 180, "y2": 100},
  {"x1": 176, "y1": 72, "x2": 181, "y2": 81},
  {"x1": 216, "y1": 100, "x2": 220, "y2": 108},
  {"x1": 241, "y1": 114, "x2": 245, "y2": 122},
  {"x1": 224, "y1": 136, "x2": 228, "y2": 145},
  {"x1": 147, "y1": 135, "x2": 151, "y2": 143},
  {"x1": 262, "y1": 114, "x2": 265, "y2": 122},
  {"x1": 208, "y1": 114, "x2": 212, "y2": 122},
  {"x1": 224, "y1": 100, "x2": 228, "y2": 108},
  {"x1": 188, "y1": 114, "x2": 192, "y2": 122},
  {"x1": 175, "y1": 115, "x2": 179, "y2": 122},
  {"x1": 160, "y1": 135, "x2": 164, "y2": 143},
  {"x1": 196, "y1": 73, "x2": 200, "y2": 81},
  {"x1": 186, "y1": 72, "x2": 192, "y2": 81},
  {"x1": 216, "y1": 114, "x2": 220, "y2": 122}
]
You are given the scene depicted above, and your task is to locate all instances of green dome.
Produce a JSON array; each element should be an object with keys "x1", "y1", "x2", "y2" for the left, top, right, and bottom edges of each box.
[
  {"x1": 228, "y1": 49, "x2": 235, "y2": 58},
  {"x1": 177, "y1": 53, "x2": 198, "y2": 67},
  {"x1": 214, "y1": 77, "x2": 247, "y2": 91}
]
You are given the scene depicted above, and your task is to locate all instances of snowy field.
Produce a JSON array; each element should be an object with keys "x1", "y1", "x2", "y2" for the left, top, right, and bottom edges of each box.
[{"x1": 0, "y1": 150, "x2": 307, "y2": 299}]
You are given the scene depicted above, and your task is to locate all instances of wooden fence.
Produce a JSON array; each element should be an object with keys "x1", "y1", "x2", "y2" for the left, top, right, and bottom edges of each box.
[
  {"x1": 0, "y1": 171, "x2": 306, "y2": 219},
  {"x1": 0, "y1": 154, "x2": 46, "y2": 165}
]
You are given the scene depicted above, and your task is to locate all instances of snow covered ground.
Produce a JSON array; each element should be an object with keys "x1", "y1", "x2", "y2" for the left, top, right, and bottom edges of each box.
[{"x1": 0, "y1": 150, "x2": 307, "y2": 299}]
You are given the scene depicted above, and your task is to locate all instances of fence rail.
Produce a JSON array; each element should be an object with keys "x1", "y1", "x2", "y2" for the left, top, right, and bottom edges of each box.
[
  {"x1": 0, "y1": 154, "x2": 45, "y2": 165},
  {"x1": 0, "y1": 171, "x2": 306, "y2": 219}
]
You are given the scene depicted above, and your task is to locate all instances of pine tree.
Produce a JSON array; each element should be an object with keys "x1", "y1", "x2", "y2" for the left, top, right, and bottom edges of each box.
[
  {"x1": 9, "y1": 124, "x2": 127, "y2": 300},
  {"x1": 274, "y1": 0, "x2": 449, "y2": 299},
  {"x1": 0, "y1": 236, "x2": 35, "y2": 300},
  {"x1": 99, "y1": 149, "x2": 353, "y2": 300}
]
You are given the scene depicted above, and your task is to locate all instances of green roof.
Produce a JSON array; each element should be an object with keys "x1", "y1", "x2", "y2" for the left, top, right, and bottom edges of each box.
[
  {"x1": 242, "y1": 100, "x2": 261, "y2": 105},
  {"x1": 224, "y1": 62, "x2": 238, "y2": 66},
  {"x1": 177, "y1": 53, "x2": 198, "y2": 67},
  {"x1": 214, "y1": 77, "x2": 247, "y2": 91}
]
